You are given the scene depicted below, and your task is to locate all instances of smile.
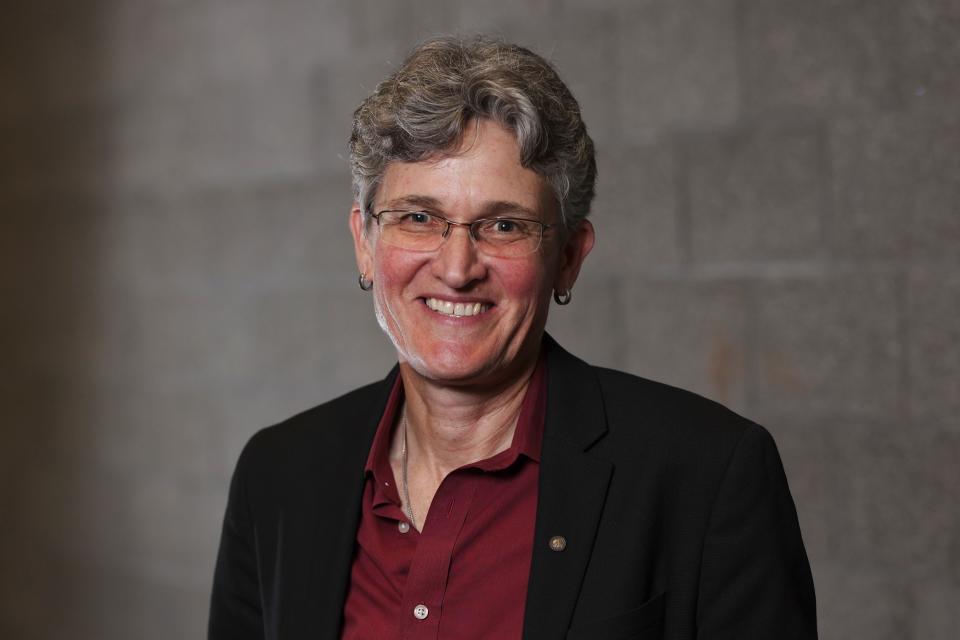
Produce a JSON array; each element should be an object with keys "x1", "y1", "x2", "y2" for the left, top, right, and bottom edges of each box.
[{"x1": 424, "y1": 297, "x2": 491, "y2": 317}]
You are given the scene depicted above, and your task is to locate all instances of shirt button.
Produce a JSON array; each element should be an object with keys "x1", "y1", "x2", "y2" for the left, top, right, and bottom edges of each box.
[
  {"x1": 413, "y1": 604, "x2": 429, "y2": 620},
  {"x1": 398, "y1": 521, "x2": 410, "y2": 534}
]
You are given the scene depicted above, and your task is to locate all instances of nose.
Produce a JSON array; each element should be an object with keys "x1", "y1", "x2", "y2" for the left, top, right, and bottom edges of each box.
[{"x1": 431, "y1": 223, "x2": 486, "y2": 288}]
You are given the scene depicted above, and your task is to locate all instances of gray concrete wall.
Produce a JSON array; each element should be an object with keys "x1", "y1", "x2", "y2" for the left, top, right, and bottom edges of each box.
[{"x1": 2, "y1": 1, "x2": 957, "y2": 638}]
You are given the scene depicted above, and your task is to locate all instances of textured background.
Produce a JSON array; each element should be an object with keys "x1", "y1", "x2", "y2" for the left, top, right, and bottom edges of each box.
[{"x1": 2, "y1": 1, "x2": 958, "y2": 638}]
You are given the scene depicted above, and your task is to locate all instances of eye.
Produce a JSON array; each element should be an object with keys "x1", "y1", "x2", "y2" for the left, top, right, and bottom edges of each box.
[
  {"x1": 480, "y1": 218, "x2": 534, "y2": 237},
  {"x1": 402, "y1": 211, "x2": 431, "y2": 224},
  {"x1": 390, "y1": 211, "x2": 443, "y2": 235}
]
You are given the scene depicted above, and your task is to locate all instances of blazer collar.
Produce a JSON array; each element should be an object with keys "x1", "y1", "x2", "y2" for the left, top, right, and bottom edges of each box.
[
  {"x1": 282, "y1": 365, "x2": 399, "y2": 640},
  {"x1": 523, "y1": 334, "x2": 614, "y2": 639},
  {"x1": 541, "y1": 333, "x2": 609, "y2": 449}
]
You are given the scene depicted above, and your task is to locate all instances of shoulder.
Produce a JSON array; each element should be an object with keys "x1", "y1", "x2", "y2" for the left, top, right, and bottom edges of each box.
[
  {"x1": 589, "y1": 364, "x2": 771, "y2": 471},
  {"x1": 235, "y1": 374, "x2": 393, "y2": 478},
  {"x1": 579, "y1": 364, "x2": 791, "y2": 542},
  {"x1": 595, "y1": 365, "x2": 754, "y2": 436},
  {"x1": 544, "y1": 336, "x2": 765, "y2": 460}
]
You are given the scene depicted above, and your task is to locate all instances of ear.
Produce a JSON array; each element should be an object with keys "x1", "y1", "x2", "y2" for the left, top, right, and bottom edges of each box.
[
  {"x1": 554, "y1": 219, "x2": 595, "y2": 293},
  {"x1": 349, "y1": 204, "x2": 374, "y2": 277}
]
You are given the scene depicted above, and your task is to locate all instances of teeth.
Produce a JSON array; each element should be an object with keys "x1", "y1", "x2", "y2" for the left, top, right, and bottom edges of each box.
[{"x1": 425, "y1": 298, "x2": 489, "y2": 317}]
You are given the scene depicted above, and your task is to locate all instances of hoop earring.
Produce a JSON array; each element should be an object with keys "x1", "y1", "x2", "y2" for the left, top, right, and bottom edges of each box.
[
  {"x1": 553, "y1": 289, "x2": 572, "y2": 305},
  {"x1": 358, "y1": 272, "x2": 373, "y2": 291}
]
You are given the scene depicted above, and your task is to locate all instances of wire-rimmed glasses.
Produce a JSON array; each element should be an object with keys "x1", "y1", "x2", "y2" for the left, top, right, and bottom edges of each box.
[{"x1": 370, "y1": 210, "x2": 555, "y2": 258}]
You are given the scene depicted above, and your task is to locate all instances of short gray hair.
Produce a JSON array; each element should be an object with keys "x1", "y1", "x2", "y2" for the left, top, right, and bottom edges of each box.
[{"x1": 349, "y1": 36, "x2": 596, "y2": 230}]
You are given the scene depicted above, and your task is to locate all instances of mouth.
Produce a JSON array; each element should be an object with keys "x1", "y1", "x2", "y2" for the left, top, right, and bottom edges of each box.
[{"x1": 423, "y1": 297, "x2": 492, "y2": 318}]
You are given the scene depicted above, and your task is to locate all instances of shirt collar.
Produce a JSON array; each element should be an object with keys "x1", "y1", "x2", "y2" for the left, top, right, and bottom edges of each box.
[{"x1": 363, "y1": 349, "x2": 548, "y2": 503}]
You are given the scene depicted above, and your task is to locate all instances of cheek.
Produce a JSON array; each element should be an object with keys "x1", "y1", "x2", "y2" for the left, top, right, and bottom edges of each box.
[
  {"x1": 496, "y1": 259, "x2": 554, "y2": 309},
  {"x1": 372, "y1": 245, "x2": 423, "y2": 292}
]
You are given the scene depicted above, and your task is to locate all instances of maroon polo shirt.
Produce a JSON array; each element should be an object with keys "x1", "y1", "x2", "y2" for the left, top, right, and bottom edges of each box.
[{"x1": 340, "y1": 356, "x2": 547, "y2": 639}]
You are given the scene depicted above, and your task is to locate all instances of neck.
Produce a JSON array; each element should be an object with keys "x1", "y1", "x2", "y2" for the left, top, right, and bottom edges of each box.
[{"x1": 396, "y1": 354, "x2": 539, "y2": 480}]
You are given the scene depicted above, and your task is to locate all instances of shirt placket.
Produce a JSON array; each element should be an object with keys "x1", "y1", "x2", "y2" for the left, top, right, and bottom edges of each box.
[{"x1": 399, "y1": 473, "x2": 478, "y2": 639}]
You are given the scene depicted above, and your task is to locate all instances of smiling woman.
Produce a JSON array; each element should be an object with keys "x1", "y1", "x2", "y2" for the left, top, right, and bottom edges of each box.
[
  {"x1": 351, "y1": 118, "x2": 594, "y2": 388},
  {"x1": 209, "y1": 36, "x2": 817, "y2": 640}
]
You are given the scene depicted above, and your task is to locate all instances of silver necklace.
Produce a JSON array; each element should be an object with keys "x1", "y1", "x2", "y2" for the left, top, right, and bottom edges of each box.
[{"x1": 400, "y1": 412, "x2": 417, "y2": 530}]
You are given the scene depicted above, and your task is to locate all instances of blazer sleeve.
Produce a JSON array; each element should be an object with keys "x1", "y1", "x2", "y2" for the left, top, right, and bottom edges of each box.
[
  {"x1": 696, "y1": 423, "x2": 818, "y2": 639},
  {"x1": 209, "y1": 441, "x2": 265, "y2": 640}
]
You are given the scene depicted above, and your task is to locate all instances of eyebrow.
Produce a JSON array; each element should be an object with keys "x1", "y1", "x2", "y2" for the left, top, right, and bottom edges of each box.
[
  {"x1": 381, "y1": 195, "x2": 443, "y2": 211},
  {"x1": 380, "y1": 195, "x2": 542, "y2": 220},
  {"x1": 482, "y1": 200, "x2": 542, "y2": 219}
]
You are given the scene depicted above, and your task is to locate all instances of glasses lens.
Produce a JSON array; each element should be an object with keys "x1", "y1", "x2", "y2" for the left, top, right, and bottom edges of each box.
[
  {"x1": 475, "y1": 218, "x2": 543, "y2": 257},
  {"x1": 378, "y1": 211, "x2": 446, "y2": 251}
]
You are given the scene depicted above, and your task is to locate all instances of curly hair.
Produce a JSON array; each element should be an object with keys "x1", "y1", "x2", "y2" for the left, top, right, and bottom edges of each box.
[{"x1": 349, "y1": 35, "x2": 596, "y2": 229}]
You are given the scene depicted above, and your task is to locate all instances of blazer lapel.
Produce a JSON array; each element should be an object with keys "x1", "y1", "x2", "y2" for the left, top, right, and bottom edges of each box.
[
  {"x1": 523, "y1": 337, "x2": 613, "y2": 640},
  {"x1": 278, "y1": 367, "x2": 400, "y2": 640}
]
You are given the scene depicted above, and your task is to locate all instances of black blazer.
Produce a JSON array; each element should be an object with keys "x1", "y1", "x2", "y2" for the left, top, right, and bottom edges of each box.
[{"x1": 209, "y1": 336, "x2": 817, "y2": 639}]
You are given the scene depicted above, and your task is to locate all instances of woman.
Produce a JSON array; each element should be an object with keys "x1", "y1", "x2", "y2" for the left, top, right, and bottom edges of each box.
[{"x1": 210, "y1": 37, "x2": 816, "y2": 640}]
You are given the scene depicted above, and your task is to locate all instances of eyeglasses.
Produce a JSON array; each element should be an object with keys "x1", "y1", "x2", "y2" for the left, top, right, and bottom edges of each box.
[{"x1": 369, "y1": 210, "x2": 555, "y2": 257}]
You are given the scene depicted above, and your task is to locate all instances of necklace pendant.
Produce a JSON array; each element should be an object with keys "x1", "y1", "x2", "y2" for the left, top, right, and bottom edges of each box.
[{"x1": 401, "y1": 411, "x2": 418, "y2": 531}]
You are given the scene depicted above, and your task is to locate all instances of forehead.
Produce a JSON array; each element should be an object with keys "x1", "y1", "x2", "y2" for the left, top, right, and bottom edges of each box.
[{"x1": 377, "y1": 120, "x2": 556, "y2": 220}]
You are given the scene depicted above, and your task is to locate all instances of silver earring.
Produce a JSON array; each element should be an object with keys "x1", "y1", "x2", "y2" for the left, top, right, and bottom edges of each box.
[
  {"x1": 553, "y1": 289, "x2": 572, "y2": 305},
  {"x1": 358, "y1": 272, "x2": 373, "y2": 291}
]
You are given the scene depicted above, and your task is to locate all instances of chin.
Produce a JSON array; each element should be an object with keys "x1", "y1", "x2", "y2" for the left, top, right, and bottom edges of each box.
[
  {"x1": 406, "y1": 329, "x2": 547, "y2": 388},
  {"x1": 404, "y1": 341, "x2": 503, "y2": 384},
  {"x1": 376, "y1": 299, "x2": 545, "y2": 386}
]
